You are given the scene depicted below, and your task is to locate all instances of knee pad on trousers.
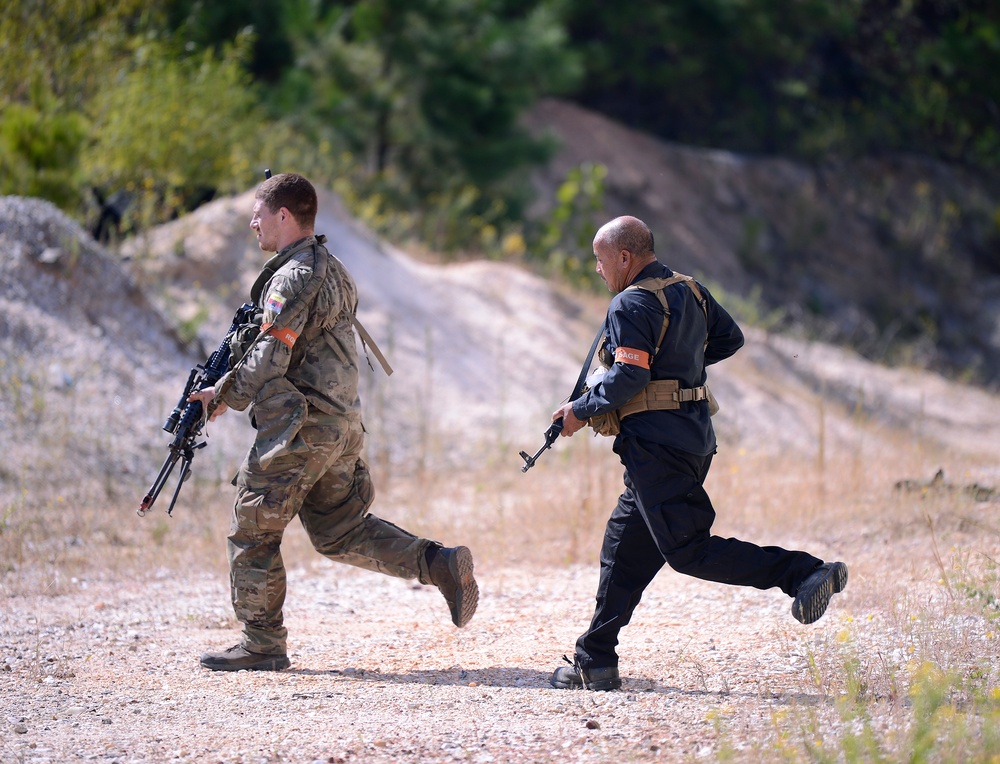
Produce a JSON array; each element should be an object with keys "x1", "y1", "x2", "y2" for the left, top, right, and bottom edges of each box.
[{"x1": 351, "y1": 458, "x2": 375, "y2": 513}]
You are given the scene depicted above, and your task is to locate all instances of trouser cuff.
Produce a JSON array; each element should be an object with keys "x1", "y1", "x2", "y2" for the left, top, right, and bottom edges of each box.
[{"x1": 417, "y1": 541, "x2": 442, "y2": 585}]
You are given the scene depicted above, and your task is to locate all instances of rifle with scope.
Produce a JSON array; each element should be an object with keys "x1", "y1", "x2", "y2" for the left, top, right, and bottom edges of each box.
[{"x1": 137, "y1": 303, "x2": 257, "y2": 517}]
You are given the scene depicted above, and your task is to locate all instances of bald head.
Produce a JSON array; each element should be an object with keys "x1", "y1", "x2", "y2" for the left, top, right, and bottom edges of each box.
[
  {"x1": 592, "y1": 216, "x2": 657, "y2": 293},
  {"x1": 594, "y1": 216, "x2": 655, "y2": 260}
]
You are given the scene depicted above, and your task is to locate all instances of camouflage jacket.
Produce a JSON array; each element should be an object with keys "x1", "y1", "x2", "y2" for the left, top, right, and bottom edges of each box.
[{"x1": 217, "y1": 235, "x2": 362, "y2": 435}]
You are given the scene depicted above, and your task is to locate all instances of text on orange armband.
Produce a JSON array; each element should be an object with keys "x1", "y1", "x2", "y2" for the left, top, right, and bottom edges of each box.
[
  {"x1": 614, "y1": 346, "x2": 650, "y2": 368},
  {"x1": 260, "y1": 322, "x2": 298, "y2": 349}
]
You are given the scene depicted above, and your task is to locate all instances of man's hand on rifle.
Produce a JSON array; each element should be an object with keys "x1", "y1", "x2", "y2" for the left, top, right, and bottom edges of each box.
[
  {"x1": 188, "y1": 386, "x2": 228, "y2": 421},
  {"x1": 552, "y1": 403, "x2": 585, "y2": 437}
]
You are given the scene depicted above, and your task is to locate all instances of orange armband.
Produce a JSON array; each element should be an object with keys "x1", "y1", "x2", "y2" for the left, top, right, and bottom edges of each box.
[
  {"x1": 614, "y1": 346, "x2": 650, "y2": 369},
  {"x1": 260, "y1": 322, "x2": 298, "y2": 349}
]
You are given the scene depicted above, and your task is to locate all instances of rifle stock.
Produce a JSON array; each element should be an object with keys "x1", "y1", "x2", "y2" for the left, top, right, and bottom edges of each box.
[
  {"x1": 518, "y1": 418, "x2": 564, "y2": 473},
  {"x1": 518, "y1": 326, "x2": 605, "y2": 473}
]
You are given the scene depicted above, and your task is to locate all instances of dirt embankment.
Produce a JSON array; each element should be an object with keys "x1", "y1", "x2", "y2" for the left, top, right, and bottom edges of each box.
[{"x1": 525, "y1": 98, "x2": 1000, "y2": 386}]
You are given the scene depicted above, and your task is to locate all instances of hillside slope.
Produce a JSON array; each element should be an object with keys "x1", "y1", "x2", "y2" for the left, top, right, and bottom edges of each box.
[
  {"x1": 0, "y1": 196, "x2": 199, "y2": 504},
  {"x1": 123, "y1": 187, "x2": 1000, "y2": 470},
  {"x1": 525, "y1": 99, "x2": 1000, "y2": 386},
  {"x1": 2, "y1": 189, "x2": 999, "y2": 514}
]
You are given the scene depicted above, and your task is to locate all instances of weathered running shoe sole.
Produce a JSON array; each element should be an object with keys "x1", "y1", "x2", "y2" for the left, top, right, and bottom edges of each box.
[
  {"x1": 448, "y1": 546, "x2": 479, "y2": 628},
  {"x1": 792, "y1": 561, "x2": 848, "y2": 624}
]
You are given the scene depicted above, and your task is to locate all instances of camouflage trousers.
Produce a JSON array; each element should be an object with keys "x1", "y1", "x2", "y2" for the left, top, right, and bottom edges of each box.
[{"x1": 227, "y1": 411, "x2": 436, "y2": 654}]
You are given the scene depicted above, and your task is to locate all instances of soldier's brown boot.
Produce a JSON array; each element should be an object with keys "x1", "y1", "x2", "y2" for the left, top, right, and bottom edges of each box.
[
  {"x1": 200, "y1": 644, "x2": 290, "y2": 672},
  {"x1": 427, "y1": 546, "x2": 479, "y2": 627}
]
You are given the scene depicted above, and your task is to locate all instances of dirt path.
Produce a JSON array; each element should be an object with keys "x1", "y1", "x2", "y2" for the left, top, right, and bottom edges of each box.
[{"x1": 3, "y1": 554, "x2": 882, "y2": 764}]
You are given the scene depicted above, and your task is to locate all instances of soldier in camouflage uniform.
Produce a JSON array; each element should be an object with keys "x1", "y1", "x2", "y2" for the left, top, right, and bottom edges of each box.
[{"x1": 189, "y1": 173, "x2": 478, "y2": 671}]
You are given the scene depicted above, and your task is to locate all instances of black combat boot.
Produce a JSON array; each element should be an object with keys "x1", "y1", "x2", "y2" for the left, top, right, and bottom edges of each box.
[
  {"x1": 792, "y1": 561, "x2": 849, "y2": 624},
  {"x1": 200, "y1": 644, "x2": 291, "y2": 672},
  {"x1": 427, "y1": 546, "x2": 479, "y2": 628},
  {"x1": 549, "y1": 656, "x2": 621, "y2": 691}
]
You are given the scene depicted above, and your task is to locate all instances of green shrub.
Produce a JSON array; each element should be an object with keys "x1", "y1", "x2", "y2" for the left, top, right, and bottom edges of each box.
[{"x1": 0, "y1": 98, "x2": 87, "y2": 209}]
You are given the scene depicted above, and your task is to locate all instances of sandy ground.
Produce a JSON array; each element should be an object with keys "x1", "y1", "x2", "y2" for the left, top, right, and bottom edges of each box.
[
  {"x1": 2, "y1": 558, "x2": 866, "y2": 764},
  {"x1": 10, "y1": 474, "x2": 999, "y2": 764}
]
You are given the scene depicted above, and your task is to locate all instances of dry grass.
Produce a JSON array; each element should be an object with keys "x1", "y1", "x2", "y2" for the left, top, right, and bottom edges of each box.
[{"x1": 2, "y1": 409, "x2": 996, "y2": 593}]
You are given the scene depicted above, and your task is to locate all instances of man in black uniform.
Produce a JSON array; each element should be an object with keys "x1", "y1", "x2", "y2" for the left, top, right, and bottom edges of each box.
[{"x1": 549, "y1": 215, "x2": 847, "y2": 691}]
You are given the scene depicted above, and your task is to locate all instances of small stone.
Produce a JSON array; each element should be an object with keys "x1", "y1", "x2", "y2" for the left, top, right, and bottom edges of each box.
[
  {"x1": 38, "y1": 247, "x2": 63, "y2": 264},
  {"x1": 585, "y1": 719, "x2": 600, "y2": 730},
  {"x1": 14, "y1": 724, "x2": 28, "y2": 734}
]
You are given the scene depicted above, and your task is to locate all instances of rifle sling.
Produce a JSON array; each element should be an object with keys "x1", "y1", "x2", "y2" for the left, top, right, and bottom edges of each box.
[
  {"x1": 350, "y1": 313, "x2": 393, "y2": 376},
  {"x1": 570, "y1": 326, "x2": 606, "y2": 403}
]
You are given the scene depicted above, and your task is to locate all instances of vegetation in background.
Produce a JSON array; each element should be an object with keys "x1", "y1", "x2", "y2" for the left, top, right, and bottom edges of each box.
[
  {"x1": 0, "y1": 0, "x2": 584, "y2": 257},
  {"x1": 565, "y1": 0, "x2": 1000, "y2": 169},
  {"x1": 0, "y1": 1, "x2": 265, "y2": 231},
  {"x1": 529, "y1": 162, "x2": 607, "y2": 289},
  {"x1": 267, "y1": 0, "x2": 582, "y2": 259},
  {"x1": 82, "y1": 34, "x2": 261, "y2": 228},
  {"x1": 0, "y1": 94, "x2": 88, "y2": 210},
  {"x1": 5, "y1": 1, "x2": 999, "y2": 246},
  {"x1": 0, "y1": 0, "x2": 148, "y2": 210}
]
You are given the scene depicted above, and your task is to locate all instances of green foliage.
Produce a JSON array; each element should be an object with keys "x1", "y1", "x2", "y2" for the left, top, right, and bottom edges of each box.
[
  {"x1": 699, "y1": 280, "x2": 787, "y2": 332},
  {"x1": 565, "y1": 0, "x2": 1000, "y2": 169},
  {"x1": 0, "y1": 0, "x2": 152, "y2": 108},
  {"x1": 565, "y1": 0, "x2": 845, "y2": 153},
  {"x1": 0, "y1": 97, "x2": 87, "y2": 208},
  {"x1": 0, "y1": 0, "x2": 147, "y2": 209},
  {"x1": 177, "y1": 306, "x2": 210, "y2": 345},
  {"x1": 0, "y1": 0, "x2": 269, "y2": 227},
  {"x1": 125, "y1": 0, "x2": 582, "y2": 254},
  {"x1": 528, "y1": 162, "x2": 607, "y2": 289},
  {"x1": 4, "y1": 0, "x2": 999, "y2": 266},
  {"x1": 267, "y1": 0, "x2": 580, "y2": 251},
  {"x1": 81, "y1": 33, "x2": 260, "y2": 227},
  {"x1": 714, "y1": 626, "x2": 1000, "y2": 762},
  {"x1": 163, "y1": 0, "x2": 296, "y2": 82}
]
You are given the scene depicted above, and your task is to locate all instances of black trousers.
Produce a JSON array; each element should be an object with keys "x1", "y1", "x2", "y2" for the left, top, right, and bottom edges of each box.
[{"x1": 575, "y1": 437, "x2": 822, "y2": 670}]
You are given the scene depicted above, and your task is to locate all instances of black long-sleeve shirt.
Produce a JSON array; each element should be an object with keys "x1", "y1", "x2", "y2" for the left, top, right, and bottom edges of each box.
[{"x1": 571, "y1": 261, "x2": 744, "y2": 455}]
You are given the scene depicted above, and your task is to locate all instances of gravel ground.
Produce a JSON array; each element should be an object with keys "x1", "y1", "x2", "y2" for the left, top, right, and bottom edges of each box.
[{"x1": 0, "y1": 549, "x2": 909, "y2": 764}]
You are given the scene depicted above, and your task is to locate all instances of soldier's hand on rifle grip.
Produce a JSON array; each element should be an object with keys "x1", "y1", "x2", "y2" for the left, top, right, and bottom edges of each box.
[
  {"x1": 188, "y1": 386, "x2": 228, "y2": 421},
  {"x1": 551, "y1": 402, "x2": 585, "y2": 437}
]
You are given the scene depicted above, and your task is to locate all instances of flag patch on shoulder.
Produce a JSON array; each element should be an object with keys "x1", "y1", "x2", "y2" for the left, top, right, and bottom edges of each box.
[{"x1": 265, "y1": 292, "x2": 285, "y2": 313}]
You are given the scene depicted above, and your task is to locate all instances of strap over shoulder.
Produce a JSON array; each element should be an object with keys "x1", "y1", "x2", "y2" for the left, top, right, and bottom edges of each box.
[
  {"x1": 628, "y1": 272, "x2": 694, "y2": 293},
  {"x1": 626, "y1": 272, "x2": 708, "y2": 356}
]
